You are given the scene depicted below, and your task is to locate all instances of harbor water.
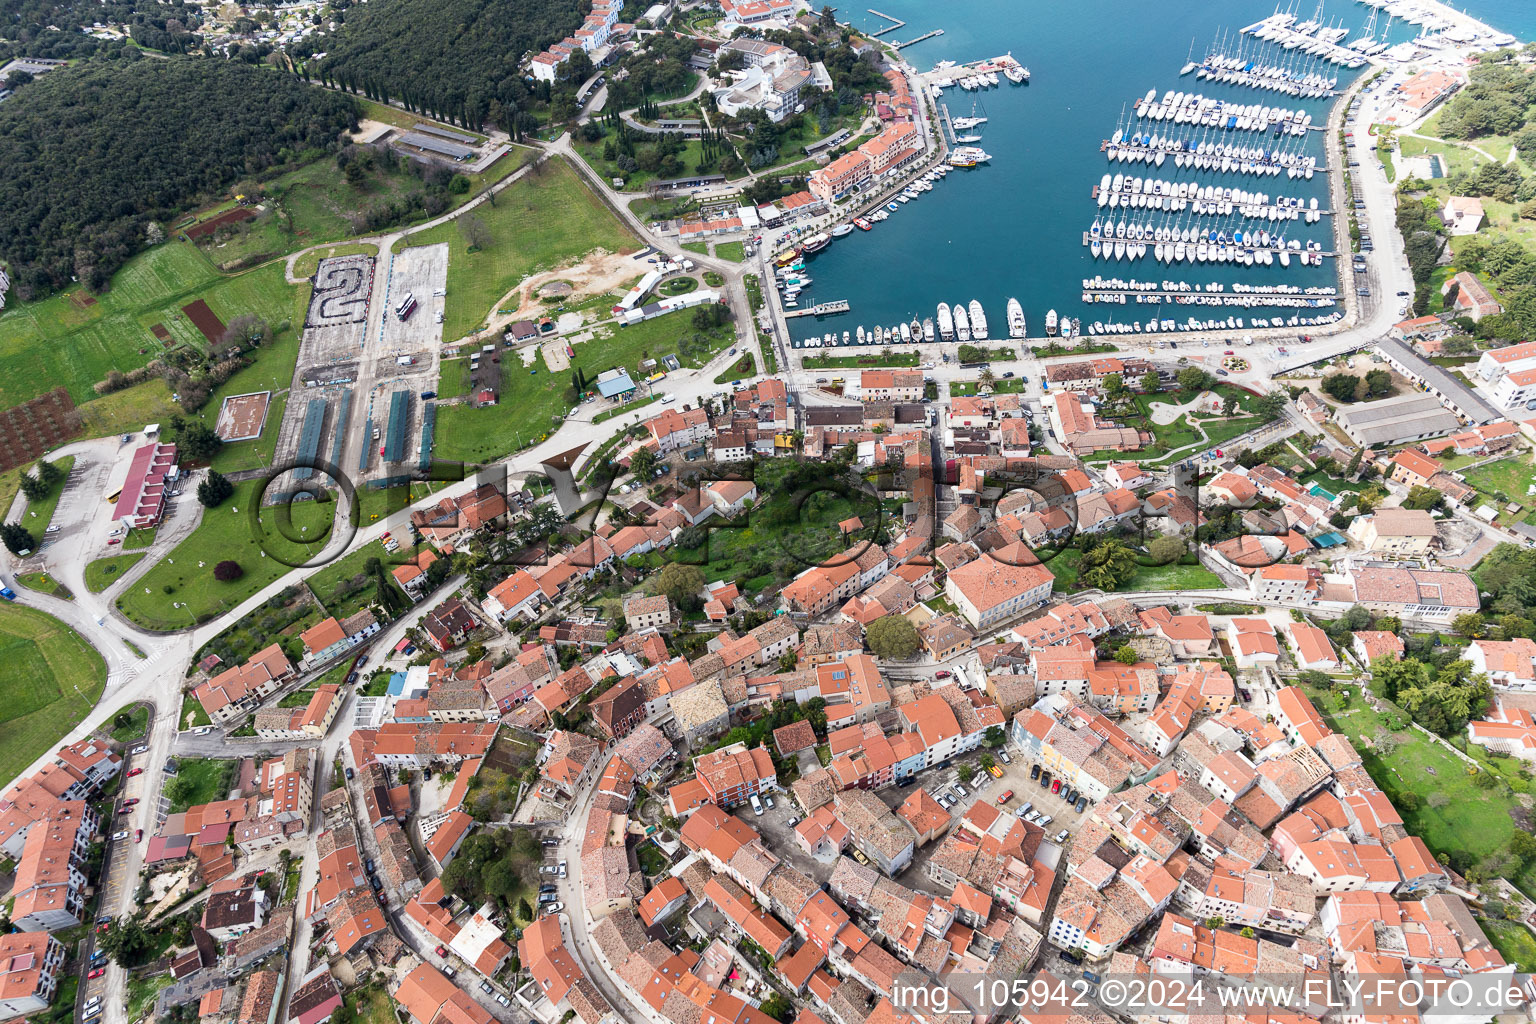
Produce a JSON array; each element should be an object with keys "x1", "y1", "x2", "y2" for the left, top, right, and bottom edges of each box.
[{"x1": 785, "y1": 0, "x2": 1449, "y2": 344}]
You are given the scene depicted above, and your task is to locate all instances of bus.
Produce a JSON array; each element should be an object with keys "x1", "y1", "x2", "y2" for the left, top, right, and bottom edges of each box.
[{"x1": 396, "y1": 295, "x2": 418, "y2": 321}]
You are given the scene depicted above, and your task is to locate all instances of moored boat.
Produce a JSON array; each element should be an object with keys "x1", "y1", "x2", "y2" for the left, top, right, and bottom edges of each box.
[
  {"x1": 954, "y1": 302, "x2": 972, "y2": 342},
  {"x1": 969, "y1": 300, "x2": 988, "y2": 340},
  {"x1": 923, "y1": 318, "x2": 935, "y2": 342},
  {"x1": 1007, "y1": 298, "x2": 1026, "y2": 339},
  {"x1": 1045, "y1": 309, "x2": 1060, "y2": 336},
  {"x1": 854, "y1": 217, "x2": 872, "y2": 231},
  {"x1": 800, "y1": 232, "x2": 831, "y2": 254},
  {"x1": 832, "y1": 223, "x2": 855, "y2": 238},
  {"x1": 937, "y1": 302, "x2": 955, "y2": 340}
]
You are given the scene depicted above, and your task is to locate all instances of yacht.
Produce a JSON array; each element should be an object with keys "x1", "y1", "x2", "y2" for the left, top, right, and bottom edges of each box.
[
  {"x1": 968, "y1": 300, "x2": 988, "y2": 340},
  {"x1": 857, "y1": 325, "x2": 866, "y2": 344},
  {"x1": 801, "y1": 232, "x2": 831, "y2": 254},
  {"x1": 1007, "y1": 298, "x2": 1026, "y2": 339},
  {"x1": 954, "y1": 302, "x2": 972, "y2": 342},
  {"x1": 1045, "y1": 309, "x2": 1060, "y2": 336},
  {"x1": 923, "y1": 318, "x2": 935, "y2": 342},
  {"x1": 937, "y1": 302, "x2": 955, "y2": 340},
  {"x1": 900, "y1": 322, "x2": 912, "y2": 343},
  {"x1": 955, "y1": 134, "x2": 983, "y2": 144},
  {"x1": 947, "y1": 147, "x2": 991, "y2": 168}
]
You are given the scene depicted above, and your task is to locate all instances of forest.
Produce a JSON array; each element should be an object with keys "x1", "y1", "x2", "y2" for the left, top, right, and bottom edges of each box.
[
  {"x1": 0, "y1": 54, "x2": 358, "y2": 300},
  {"x1": 0, "y1": 0, "x2": 203, "y2": 60},
  {"x1": 313, "y1": 0, "x2": 584, "y2": 133}
]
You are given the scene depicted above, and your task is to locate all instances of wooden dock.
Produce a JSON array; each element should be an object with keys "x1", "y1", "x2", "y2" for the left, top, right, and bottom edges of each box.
[
  {"x1": 1090, "y1": 184, "x2": 1333, "y2": 215},
  {"x1": 785, "y1": 300, "x2": 851, "y2": 318},
  {"x1": 1080, "y1": 232, "x2": 1336, "y2": 258},
  {"x1": 894, "y1": 29, "x2": 943, "y2": 48},
  {"x1": 1098, "y1": 140, "x2": 1332, "y2": 174}
]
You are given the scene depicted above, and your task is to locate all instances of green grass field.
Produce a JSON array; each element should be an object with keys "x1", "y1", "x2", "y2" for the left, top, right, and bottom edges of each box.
[
  {"x1": 17, "y1": 456, "x2": 74, "y2": 534},
  {"x1": 194, "y1": 146, "x2": 536, "y2": 269},
  {"x1": 433, "y1": 307, "x2": 733, "y2": 463},
  {"x1": 715, "y1": 241, "x2": 745, "y2": 263},
  {"x1": 85, "y1": 553, "x2": 148, "y2": 593},
  {"x1": 1044, "y1": 548, "x2": 1224, "y2": 592},
  {"x1": 0, "y1": 603, "x2": 107, "y2": 785},
  {"x1": 1305, "y1": 686, "x2": 1536, "y2": 897},
  {"x1": 1479, "y1": 918, "x2": 1536, "y2": 971},
  {"x1": 16, "y1": 571, "x2": 72, "y2": 600},
  {"x1": 108, "y1": 703, "x2": 149, "y2": 742},
  {"x1": 0, "y1": 243, "x2": 305, "y2": 410},
  {"x1": 304, "y1": 538, "x2": 410, "y2": 622},
  {"x1": 802, "y1": 352, "x2": 921, "y2": 369},
  {"x1": 394, "y1": 157, "x2": 639, "y2": 340},
  {"x1": 190, "y1": 318, "x2": 308, "y2": 476},
  {"x1": 115, "y1": 479, "x2": 341, "y2": 631},
  {"x1": 165, "y1": 757, "x2": 236, "y2": 812},
  {"x1": 715, "y1": 354, "x2": 755, "y2": 384},
  {"x1": 1460, "y1": 452, "x2": 1535, "y2": 505},
  {"x1": 77, "y1": 379, "x2": 183, "y2": 439}
]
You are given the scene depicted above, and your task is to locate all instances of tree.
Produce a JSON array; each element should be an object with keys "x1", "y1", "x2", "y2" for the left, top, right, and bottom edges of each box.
[
  {"x1": 1102, "y1": 373, "x2": 1127, "y2": 402},
  {"x1": 34, "y1": 459, "x2": 63, "y2": 485},
  {"x1": 655, "y1": 563, "x2": 705, "y2": 608},
  {"x1": 16, "y1": 473, "x2": 45, "y2": 501},
  {"x1": 867, "y1": 614, "x2": 921, "y2": 660},
  {"x1": 1403, "y1": 485, "x2": 1445, "y2": 511},
  {"x1": 819, "y1": 4, "x2": 837, "y2": 29},
  {"x1": 1177, "y1": 367, "x2": 1215, "y2": 393},
  {"x1": 629, "y1": 446, "x2": 657, "y2": 481},
  {"x1": 459, "y1": 213, "x2": 492, "y2": 250},
  {"x1": 98, "y1": 917, "x2": 154, "y2": 967},
  {"x1": 1364, "y1": 368, "x2": 1393, "y2": 397},
  {"x1": 1254, "y1": 392, "x2": 1287, "y2": 419},
  {"x1": 1, "y1": 522, "x2": 35, "y2": 555},
  {"x1": 175, "y1": 420, "x2": 223, "y2": 460},
  {"x1": 213, "y1": 560, "x2": 244, "y2": 581},
  {"x1": 1079, "y1": 539, "x2": 1138, "y2": 590},
  {"x1": 1141, "y1": 371, "x2": 1162, "y2": 395},
  {"x1": 1115, "y1": 646, "x2": 1139, "y2": 665},
  {"x1": 1453, "y1": 613, "x2": 1487, "y2": 638},
  {"x1": 1321, "y1": 373, "x2": 1360, "y2": 402},
  {"x1": 979, "y1": 368, "x2": 996, "y2": 388},
  {"x1": 1222, "y1": 392, "x2": 1239, "y2": 417},
  {"x1": 1147, "y1": 535, "x2": 1186, "y2": 565},
  {"x1": 198, "y1": 470, "x2": 234, "y2": 508},
  {"x1": 979, "y1": 752, "x2": 996, "y2": 772},
  {"x1": 984, "y1": 726, "x2": 1005, "y2": 748},
  {"x1": 759, "y1": 995, "x2": 793, "y2": 1023}
]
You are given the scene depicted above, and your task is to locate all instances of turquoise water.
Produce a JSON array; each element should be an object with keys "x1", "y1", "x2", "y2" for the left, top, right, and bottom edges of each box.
[
  {"x1": 1309, "y1": 482, "x2": 1338, "y2": 501},
  {"x1": 784, "y1": 0, "x2": 1445, "y2": 344}
]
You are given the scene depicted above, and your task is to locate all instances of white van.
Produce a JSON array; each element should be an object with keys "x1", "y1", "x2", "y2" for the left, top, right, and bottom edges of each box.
[{"x1": 750, "y1": 794, "x2": 764, "y2": 816}]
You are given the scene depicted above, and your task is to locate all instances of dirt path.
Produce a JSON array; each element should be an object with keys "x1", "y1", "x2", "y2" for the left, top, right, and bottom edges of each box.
[
  {"x1": 1148, "y1": 393, "x2": 1207, "y2": 425},
  {"x1": 473, "y1": 250, "x2": 643, "y2": 337}
]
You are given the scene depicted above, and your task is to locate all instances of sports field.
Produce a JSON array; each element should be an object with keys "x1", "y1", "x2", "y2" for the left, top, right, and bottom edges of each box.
[
  {"x1": 0, "y1": 603, "x2": 107, "y2": 785},
  {"x1": 0, "y1": 243, "x2": 303, "y2": 408}
]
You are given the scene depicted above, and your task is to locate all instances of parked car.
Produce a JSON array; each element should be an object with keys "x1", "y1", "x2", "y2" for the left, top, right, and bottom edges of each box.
[
  {"x1": 127, "y1": 768, "x2": 143, "y2": 777},
  {"x1": 997, "y1": 790, "x2": 1013, "y2": 804},
  {"x1": 999, "y1": 751, "x2": 1011, "y2": 764},
  {"x1": 1038, "y1": 771, "x2": 1051, "y2": 788},
  {"x1": 135, "y1": 829, "x2": 143, "y2": 842},
  {"x1": 539, "y1": 865, "x2": 559, "y2": 875},
  {"x1": 934, "y1": 670, "x2": 951, "y2": 679},
  {"x1": 345, "y1": 767, "x2": 355, "y2": 780},
  {"x1": 1055, "y1": 828, "x2": 1071, "y2": 843},
  {"x1": 131, "y1": 744, "x2": 148, "y2": 755},
  {"x1": 1029, "y1": 764, "x2": 1041, "y2": 780},
  {"x1": 1075, "y1": 796, "x2": 1088, "y2": 813},
  {"x1": 496, "y1": 994, "x2": 512, "y2": 1007},
  {"x1": 121, "y1": 798, "x2": 139, "y2": 808},
  {"x1": 542, "y1": 838, "x2": 561, "y2": 847},
  {"x1": 435, "y1": 946, "x2": 449, "y2": 958},
  {"x1": 442, "y1": 966, "x2": 456, "y2": 979},
  {"x1": 88, "y1": 967, "x2": 105, "y2": 979},
  {"x1": 557, "y1": 861, "x2": 567, "y2": 878},
  {"x1": 481, "y1": 982, "x2": 494, "y2": 995},
  {"x1": 1051, "y1": 779, "x2": 1062, "y2": 794},
  {"x1": 111, "y1": 830, "x2": 129, "y2": 841},
  {"x1": 763, "y1": 793, "x2": 775, "y2": 809}
]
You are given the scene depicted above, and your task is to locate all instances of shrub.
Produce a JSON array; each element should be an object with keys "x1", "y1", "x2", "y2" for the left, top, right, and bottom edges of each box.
[{"x1": 213, "y1": 560, "x2": 244, "y2": 581}]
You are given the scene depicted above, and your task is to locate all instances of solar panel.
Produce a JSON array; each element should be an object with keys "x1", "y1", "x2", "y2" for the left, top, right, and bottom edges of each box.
[
  {"x1": 397, "y1": 132, "x2": 474, "y2": 160},
  {"x1": 413, "y1": 122, "x2": 477, "y2": 144},
  {"x1": 329, "y1": 390, "x2": 353, "y2": 472},
  {"x1": 419, "y1": 402, "x2": 436, "y2": 471},
  {"x1": 384, "y1": 391, "x2": 411, "y2": 463},
  {"x1": 293, "y1": 398, "x2": 328, "y2": 480}
]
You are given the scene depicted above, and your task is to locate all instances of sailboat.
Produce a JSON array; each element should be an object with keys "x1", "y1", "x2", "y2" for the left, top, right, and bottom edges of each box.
[{"x1": 952, "y1": 96, "x2": 988, "y2": 131}]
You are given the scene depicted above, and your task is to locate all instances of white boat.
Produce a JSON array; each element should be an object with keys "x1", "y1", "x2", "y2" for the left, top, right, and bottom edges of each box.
[
  {"x1": 948, "y1": 146, "x2": 991, "y2": 168},
  {"x1": 900, "y1": 322, "x2": 912, "y2": 343},
  {"x1": 1007, "y1": 298, "x2": 1026, "y2": 338},
  {"x1": 954, "y1": 302, "x2": 972, "y2": 342},
  {"x1": 923, "y1": 318, "x2": 935, "y2": 342},
  {"x1": 953, "y1": 116, "x2": 987, "y2": 130},
  {"x1": 955, "y1": 134, "x2": 983, "y2": 144},
  {"x1": 857, "y1": 325, "x2": 866, "y2": 343},
  {"x1": 937, "y1": 303, "x2": 955, "y2": 340},
  {"x1": 1045, "y1": 309, "x2": 1059, "y2": 336},
  {"x1": 968, "y1": 300, "x2": 988, "y2": 340}
]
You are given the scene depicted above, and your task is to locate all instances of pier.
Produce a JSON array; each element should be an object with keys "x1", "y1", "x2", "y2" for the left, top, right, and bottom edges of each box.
[
  {"x1": 1099, "y1": 140, "x2": 1331, "y2": 174},
  {"x1": 785, "y1": 300, "x2": 851, "y2": 318},
  {"x1": 1081, "y1": 232, "x2": 1338, "y2": 257},
  {"x1": 1082, "y1": 288, "x2": 1340, "y2": 302},
  {"x1": 867, "y1": 9, "x2": 904, "y2": 36},
  {"x1": 894, "y1": 29, "x2": 944, "y2": 48}
]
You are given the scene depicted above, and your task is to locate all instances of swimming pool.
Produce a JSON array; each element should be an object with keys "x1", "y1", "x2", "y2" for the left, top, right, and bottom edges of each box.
[{"x1": 1308, "y1": 483, "x2": 1338, "y2": 502}]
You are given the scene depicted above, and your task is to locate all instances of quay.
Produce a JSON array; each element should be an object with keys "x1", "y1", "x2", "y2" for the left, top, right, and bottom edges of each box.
[
  {"x1": 867, "y1": 9, "x2": 904, "y2": 36},
  {"x1": 895, "y1": 29, "x2": 944, "y2": 49},
  {"x1": 1090, "y1": 184, "x2": 1334, "y2": 214},
  {"x1": 1080, "y1": 231, "x2": 1338, "y2": 257},
  {"x1": 785, "y1": 300, "x2": 851, "y2": 318}
]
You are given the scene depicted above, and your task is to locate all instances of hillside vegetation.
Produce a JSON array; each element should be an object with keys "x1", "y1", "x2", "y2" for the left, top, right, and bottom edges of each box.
[
  {"x1": 0, "y1": 54, "x2": 358, "y2": 300},
  {"x1": 315, "y1": 0, "x2": 582, "y2": 131},
  {"x1": 0, "y1": 0, "x2": 202, "y2": 60}
]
